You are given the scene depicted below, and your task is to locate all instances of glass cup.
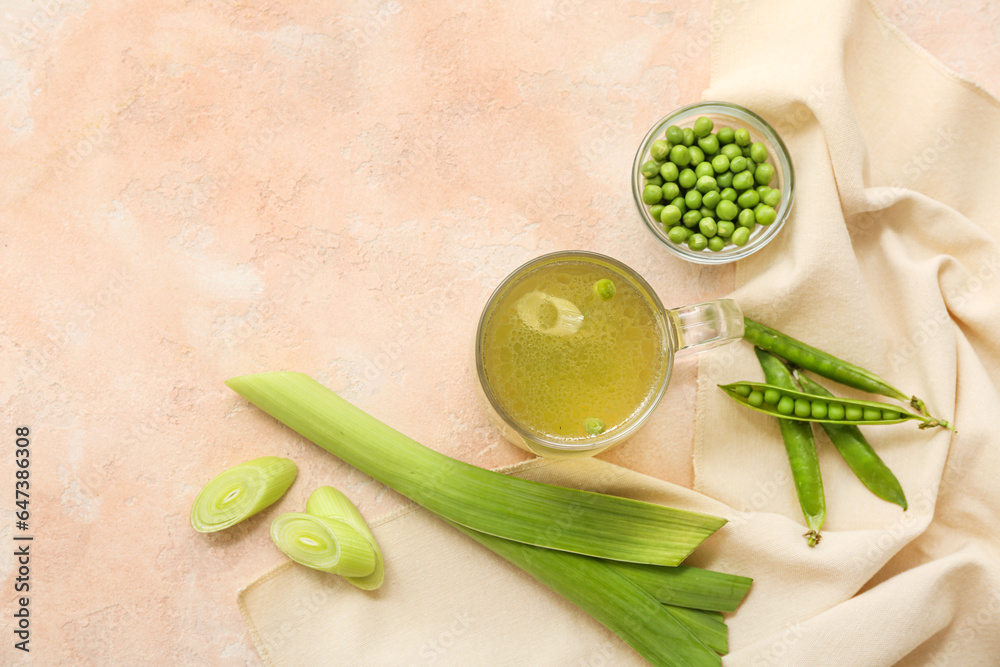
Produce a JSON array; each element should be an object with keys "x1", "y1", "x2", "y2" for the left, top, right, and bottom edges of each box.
[{"x1": 475, "y1": 251, "x2": 743, "y2": 459}]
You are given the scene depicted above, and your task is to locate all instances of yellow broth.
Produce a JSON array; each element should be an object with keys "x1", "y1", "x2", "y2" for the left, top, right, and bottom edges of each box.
[{"x1": 480, "y1": 259, "x2": 667, "y2": 442}]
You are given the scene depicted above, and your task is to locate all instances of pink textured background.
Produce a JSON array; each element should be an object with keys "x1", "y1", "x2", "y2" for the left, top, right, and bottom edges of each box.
[{"x1": 1, "y1": 1, "x2": 997, "y2": 663}]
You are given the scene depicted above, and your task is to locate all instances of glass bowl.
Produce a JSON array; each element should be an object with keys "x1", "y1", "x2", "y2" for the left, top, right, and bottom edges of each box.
[{"x1": 631, "y1": 101, "x2": 795, "y2": 264}]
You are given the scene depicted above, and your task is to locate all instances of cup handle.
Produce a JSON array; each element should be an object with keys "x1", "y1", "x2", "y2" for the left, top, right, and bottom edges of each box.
[{"x1": 666, "y1": 299, "x2": 744, "y2": 356}]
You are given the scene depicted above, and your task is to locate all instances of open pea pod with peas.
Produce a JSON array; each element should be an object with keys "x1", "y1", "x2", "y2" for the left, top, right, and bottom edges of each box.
[
  {"x1": 718, "y1": 382, "x2": 943, "y2": 428},
  {"x1": 741, "y1": 318, "x2": 954, "y2": 430}
]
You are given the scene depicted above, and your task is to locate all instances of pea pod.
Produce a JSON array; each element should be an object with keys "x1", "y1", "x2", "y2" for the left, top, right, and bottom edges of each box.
[
  {"x1": 755, "y1": 348, "x2": 824, "y2": 547},
  {"x1": 718, "y1": 381, "x2": 951, "y2": 429},
  {"x1": 794, "y1": 372, "x2": 908, "y2": 510},
  {"x1": 742, "y1": 318, "x2": 951, "y2": 428}
]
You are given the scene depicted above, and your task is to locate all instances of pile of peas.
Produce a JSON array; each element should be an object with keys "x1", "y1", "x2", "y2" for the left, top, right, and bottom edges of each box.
[{"x1": 639, "y1": 116, "x2": 782, "y2": 252}]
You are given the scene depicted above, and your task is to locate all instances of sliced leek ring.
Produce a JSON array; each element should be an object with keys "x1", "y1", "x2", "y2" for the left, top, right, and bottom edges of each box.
[
  {"x1": 305, "y1": 486, "x2": 385, "y2": 590},
  {"x1": 190, "y1": 456, "x2": 297, "y2": 533},
  {"x1": 270, "y1": 513, "x2": 377, "y2": 577},
  {"x1": 515, "y1": 291, "x2": 584, "y2": 336}
]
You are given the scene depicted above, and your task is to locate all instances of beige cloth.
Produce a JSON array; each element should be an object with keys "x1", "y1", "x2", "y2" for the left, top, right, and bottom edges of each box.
[
  {"x1": 240, "y1": 0, "x2": 1000, "y2": 664},
  {"x1": 695, "y1": 0, "x2": 1000, "y2": 664}
]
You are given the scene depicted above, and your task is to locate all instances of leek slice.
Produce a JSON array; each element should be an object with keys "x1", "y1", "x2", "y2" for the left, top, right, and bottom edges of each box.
[
  {"x1": 270, "y1": 513, "x2": 377, "y2": 577},
  {"x1": 451, "y1": 520, "x2": 722, "y2": 666},
  {"x1": 190, "y1": 456, "x2": 297, "y2": 533},
  {"x1": 225, "y1": 372, "x2": 726, "y2": 566},
  {"x1": 305, "y1": 486, "x2": 384, "y2": 590},
  {"x1": 516, "y1": 291, "x2": 584, "y2": 336}
]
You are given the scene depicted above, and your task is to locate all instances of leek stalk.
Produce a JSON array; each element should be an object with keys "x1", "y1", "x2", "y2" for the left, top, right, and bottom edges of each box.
[
  {"x1": 225, "y1": 372, "x2": 725, "y2": 566},
  {"x1": 606, "y1": 561, "x2": 752, "y2": 612},
  {"x1": 451, "y1": 520, "x2": 722, "y2": 666}
]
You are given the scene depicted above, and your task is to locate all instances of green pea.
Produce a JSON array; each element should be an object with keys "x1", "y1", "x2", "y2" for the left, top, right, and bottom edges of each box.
[
  {"x1": 666, "y1": 125, "x2": 684, "y2": 145},
  {"x1": 763, "y1": 188, "x2": 782, "y2": 207},
  {"x1": 649, "y1": 204, "x2": 665, "y2": 221},
  {"x1": 584, "y1": 417, "x2": 606, "y2": 435},
  {"x1": 669, "y1": 145, "x2": 690, "y2": 167},
  {"x1": 695, "y1": 162, "x2": 715, "y2": 179},
  {"x1": 702, "y1": 190, "x2": 721, "y2": 210},
  {"x1": 646, "y1": 175, "x2": 663, "y2": 186},
  {"x1": 682, "y1": 127, "x2": 695, "y2": 146},
  {"x1": 642, "y1": 184, "x2": 663, "y2": 205},
  {"x1": 734, "y1": 128, "x2": 751, "y2": 146},
  {"x1": 746, "y1": 159, "x2": 757, "y2": 173},
  {"x1": 730, "y1": 156, "x2": 747, "y2": 173},
  {"x1": 882, "y1": 409, "x2": 900, "y2": 420},
  {"x1": 737, "y1": 208, "x2": 756, "y2": 228},
  {"x1": 687, "y1": 233, "x2": 708, "y2": 251},
  {"x1": 698, "y1": 217, "x2": 717, "y2": 237},
  {"x1": 684, "y1": 189, "x2": 703, "y2": 209},
  {"x1": 667, "y1": 225, "x2": 691, "y2": 244},
  {"x1": 811, "y1": 401, "x2": 828, "y2": 419},
  {"x1": 695, "y1": 206, "x2": 711, "y2": 219},
  {"x1": 827, "y1": 403, "x2": 845, "y2": 420},
  {"x1": 763, "y1": 388, "x2": 781, "y2": 405},
  {"x1": 845, "y1": 405, "x2": 863, "y2": 421},
  {"x1": 733, "y1": 384, "x2": 752, "y2": 397},
  {"x1": 670, "y1": 196, "x2": 687, "y2": 213},
  {"x1": 661, "y1": 182, "x2": 680, "y2": 201},
  {"x1": 756, "y1": 185, "x2": 770, "y2": 197},
  {"x1": 715, "y1": 200, "x2": 738, "y2": 221},
  {"x1": 777, "y1": 396, "x2": 794, "y2": 415},
  {"x1": 698, "y1": 134, "x2": 720, "y2": 155},
  {"x1": 650, "y1": 139, "x2": 670, "y2": 161},
  {"x1": 755, "y1": 163, "x2": 775, "y2": 186},
  {"x1": 717, "y1": 126, "x2": 735, "y2": 145},
  {"x1": 660, "y1": 162, "x2": 679, "y2": 182},
  {"x1": 720, "y1": 187, "x2": 737, "y2": 202},
  {"x1": 711, "y1": 154, "x2": 730, "y2": 174},
  {"x1": 707, "y1": 235, "x2": 726, "y2": 252},
  {"x1": 682, "y1": 210, "x2": 702, "y2": 227},
  {"x1": 731, "y1": 226, "x2": 751, "y2": 246},
  {"x1": 678, "y1": 168, "x2": 697, "y2": 189},
  {"x1": 756, "y1": 205, "x2": 777, "y2": 225},
  {"x1": 696, "y1": 175, "x2": 718, "y2": 193},
  {"x1": 693, "y1": 116, "x2": 714, "y2": 138},
  {"x1": 749, "y1": 142, "x2": 769, "y2": 163},
  {"x1": 720, "y1": 144, "x2": 742, "y2": 161},
  {"x1": 716, "y1": 171, "x2": 734, "y2": 189},
  {"x1": 862, "y1": 408, "x2": 881, "y2": 421},
  {"x1": 742, "y1": 145, "x2": 752, "y2": 158},
  {"x1": 793, "y1": 398, "x2": 811, "y2": 417},
  {"x1": 737, "y1": 189, "x2": 760, "y2": 209},
  {"x1": 732, "y1": 170, "x2": 755, "y2": 191},
  {"x1": 688, "y1": 145, "x2": 705, "y2": 166},
  {"x1": 641, "y1": 160, "x2": 660, "y2": 178},
  {"x1": 716, "y1": 220, "x2": 735, "y2": 238},
  {"x1": 660, "y1": 204, "x2": 682, "y2": 226}
]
